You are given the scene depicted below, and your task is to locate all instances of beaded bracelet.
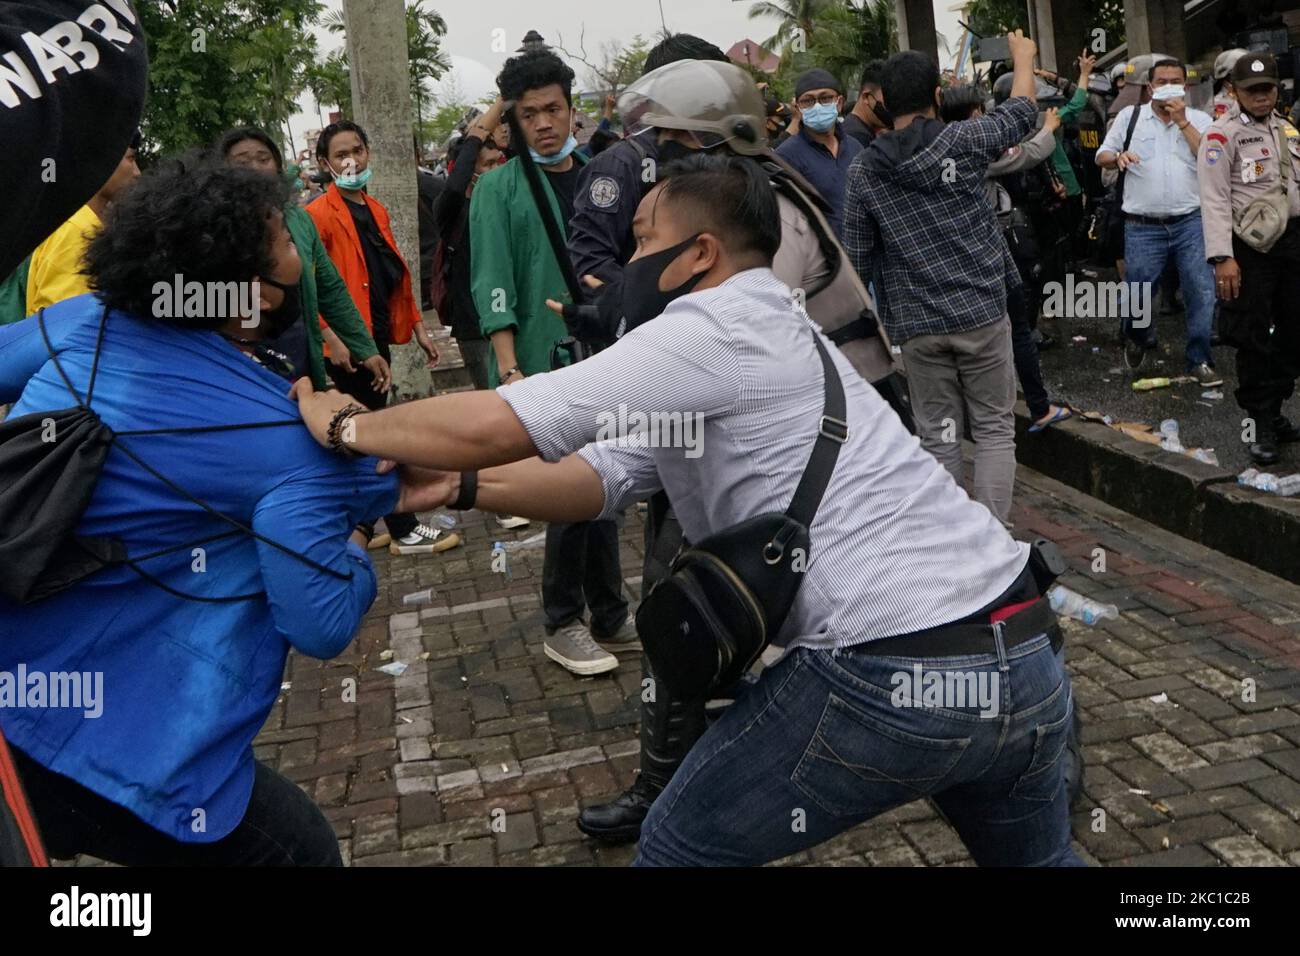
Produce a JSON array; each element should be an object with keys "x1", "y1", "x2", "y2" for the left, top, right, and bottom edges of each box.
[{"x1": 327, "y1": 403, "x2": 368, "y2": 457}]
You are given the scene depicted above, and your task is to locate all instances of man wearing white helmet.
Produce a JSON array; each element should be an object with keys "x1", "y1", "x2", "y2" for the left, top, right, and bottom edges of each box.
[{"x1": 1213, "y1": 48, "x2": 1249, "y2": 120}]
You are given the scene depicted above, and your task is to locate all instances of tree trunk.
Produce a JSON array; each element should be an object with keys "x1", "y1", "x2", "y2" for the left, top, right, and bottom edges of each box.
[{"x1": 341, "y1": 0, "x2": 430, "y2": 400}]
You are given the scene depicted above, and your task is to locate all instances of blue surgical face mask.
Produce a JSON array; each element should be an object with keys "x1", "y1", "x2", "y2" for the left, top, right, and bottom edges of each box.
[
  {"x1": 530, "y1": 133, "x2": 578, "y2": 166},
  {"x1": 801, "y1": 102, "x2": 839, "y2": 133},
  {"x1": 329, "y1": 161, "x2": 372, "y2": 191}
]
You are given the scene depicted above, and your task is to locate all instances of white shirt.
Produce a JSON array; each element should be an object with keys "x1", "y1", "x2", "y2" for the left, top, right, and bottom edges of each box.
[
  {"x1": 499, "y1": 267, "x2": 1029, "y2": 652},
  {"x1": 1101, "y1": 104, "x2": 1213, "y2": 217}
]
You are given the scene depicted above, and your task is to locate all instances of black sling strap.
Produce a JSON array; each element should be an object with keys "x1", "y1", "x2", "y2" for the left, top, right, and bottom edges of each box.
[
  {"x1": 33, "y1": 306, "x2": 353, "y2": 601},
  {"x1": 1115, "y1": 102, "x2": 1142, "y2": 207},
  {"x1": 505, "y1": 104, "x2": 589, "y2": 367},
  {"x1": 786, "y1": 330, "x2": 848, "y2": 529}
]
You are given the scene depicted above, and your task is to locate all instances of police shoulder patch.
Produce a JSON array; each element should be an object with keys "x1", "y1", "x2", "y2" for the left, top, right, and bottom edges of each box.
[
  {"x1": 589, "y1": 176, "x2": 620, "y2": 209},
  {"x1": 1205, "y1": 146, "x2": 1221, "y2": 165}
]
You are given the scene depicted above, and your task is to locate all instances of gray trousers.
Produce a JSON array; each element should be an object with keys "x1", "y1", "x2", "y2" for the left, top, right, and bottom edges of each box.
[{"x1": 900, "y1": 318, "x2": 1017, "y2": 525}]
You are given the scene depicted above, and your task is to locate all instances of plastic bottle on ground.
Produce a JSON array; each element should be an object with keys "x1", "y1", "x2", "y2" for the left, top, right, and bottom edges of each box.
[
  {"x1": 1276, "y1": 475, "x2": 1300, "y2": 497},
  {"x1": 1048, "y1": 585, "x2": 1119, "y2": 626}
]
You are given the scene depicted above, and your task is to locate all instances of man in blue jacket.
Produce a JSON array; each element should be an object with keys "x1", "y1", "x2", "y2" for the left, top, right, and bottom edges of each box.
[{"x1": 0, "y1": 160, "x2": 394, "y2": 865}]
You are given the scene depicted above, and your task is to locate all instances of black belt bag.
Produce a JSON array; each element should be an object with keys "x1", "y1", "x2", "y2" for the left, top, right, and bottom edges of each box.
[{"x1": 635, "y1": 330, "x2": 848, "y2": 701}]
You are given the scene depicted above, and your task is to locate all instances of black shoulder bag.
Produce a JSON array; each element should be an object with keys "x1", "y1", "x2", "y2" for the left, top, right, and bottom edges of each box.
[
  {"x1": 635, "y1": 329, "x2": 847, "y2": 701},
  {"x1": 1090, "y1": 104, "x2": 1141, "y2": 263}
]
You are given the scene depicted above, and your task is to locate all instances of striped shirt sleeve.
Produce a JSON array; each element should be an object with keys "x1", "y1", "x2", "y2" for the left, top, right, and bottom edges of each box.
[{"x1": 496, "y1": 298, "x2": 744, "y2": 462}]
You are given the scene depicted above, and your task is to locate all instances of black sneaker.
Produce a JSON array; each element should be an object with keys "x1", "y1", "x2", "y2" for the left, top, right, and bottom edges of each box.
[
  {"x1": 1250, "y1": 437, "x2": 1280, "y2": 466},
  {"x1": 576, "y1": 775, "x2": 658, "y2": 844}
]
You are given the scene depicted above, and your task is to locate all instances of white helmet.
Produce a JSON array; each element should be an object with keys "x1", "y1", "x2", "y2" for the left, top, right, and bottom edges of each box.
[
  {"x1": 1108, "y1": 62, "x2": 1127, "y2": 83},
  {"x1": 1214, "y1": 48, "x2": 1248, "y2": 81},
  {"x1": 616, "y1": 60, "x2": 768, "y2": 156}
]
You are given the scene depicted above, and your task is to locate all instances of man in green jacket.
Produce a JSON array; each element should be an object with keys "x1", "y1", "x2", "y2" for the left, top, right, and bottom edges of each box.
[
  {"x1": 220, "y1": 128, "x2": 388, "y2": 392},
  {"x1": 469, "y1": 48, "x2": 633, "y2": 677}
]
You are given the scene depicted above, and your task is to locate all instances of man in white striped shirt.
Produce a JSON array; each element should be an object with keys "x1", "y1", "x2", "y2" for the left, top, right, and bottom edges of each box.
[{"x1": 294, "y1": 155, "x2": 1081, "y2": 866}]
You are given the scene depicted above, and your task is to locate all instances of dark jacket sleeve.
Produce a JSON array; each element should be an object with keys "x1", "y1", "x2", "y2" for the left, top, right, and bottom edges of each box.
[
  {"x1": 566, "y1": 140, "x2": 643, "y2": 285},
  {"x1": 1, "y1": 1, "x2": 148, "y2": 277},
  {"x1": 434, "y1": 135, "x2": 485, "y2": 238}
]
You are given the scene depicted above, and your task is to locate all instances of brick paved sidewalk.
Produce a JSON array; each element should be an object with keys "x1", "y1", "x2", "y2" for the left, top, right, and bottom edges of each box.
[{"x1": 243, "y1": 460, "x2": 1300, "y2": 868}]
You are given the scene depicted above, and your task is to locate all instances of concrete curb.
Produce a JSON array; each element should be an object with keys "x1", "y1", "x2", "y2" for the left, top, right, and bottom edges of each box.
[{"x1": 1013, "y1": 401, "x2": 1300, "y2": 585}]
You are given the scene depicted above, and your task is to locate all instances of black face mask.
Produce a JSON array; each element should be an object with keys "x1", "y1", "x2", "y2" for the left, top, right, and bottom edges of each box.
[
  {"x1": 622, "y1": 233, "x2": 704, "y2": 332},
  {"x1": 868, "y1": 93, "x2": 892, "y2": 129},
  {"x1": 655, "y1": 139, "x2": 696, "y2": 171},
  {"x1": 257, "y1": 275, "x2": 302, "y2": 338}
]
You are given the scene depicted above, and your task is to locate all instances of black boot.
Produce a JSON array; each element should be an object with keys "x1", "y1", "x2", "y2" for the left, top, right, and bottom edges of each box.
[
  {"x1": 577, "y1": 654, "x2": 707, "y2": 844},
  {"x1": 1274, "y1": 415, "x2": 1300, "y2": 444},
  {"x1": 1250, "y1": 432, "x2": 1280, "y2": 466}
]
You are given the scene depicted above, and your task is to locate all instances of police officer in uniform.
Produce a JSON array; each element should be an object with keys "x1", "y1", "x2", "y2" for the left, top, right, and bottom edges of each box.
[
  {"x1": 568, "y1": 34, "x2": 731, "y2": 290},
  {"x1": 1198, "y1": 52, "x2": 1300, "y2": 465},
  {"x1": 1212, "y1": 48, "x2": 1248, "y2": 121}
]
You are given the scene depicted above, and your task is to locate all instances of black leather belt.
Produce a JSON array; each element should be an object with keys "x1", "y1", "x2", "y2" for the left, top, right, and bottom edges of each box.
[
  {"x1": 1125, "y1": 210, "x2": 1196, "y2": 226},
  {"x1": 826, "y1": 310, "x2": 878, "y2": 346},
  {"x1": 850, "y1": 598, "x2": 1061, "y2": 658}
]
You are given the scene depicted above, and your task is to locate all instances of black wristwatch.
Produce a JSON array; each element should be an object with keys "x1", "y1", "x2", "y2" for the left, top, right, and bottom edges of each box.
[
  {"x1": 1208, "y1": 255, "x2": 1229, "y2": 264},
  {"x1": 449, "y1": 471, "x2": 478, "y2": 511}
]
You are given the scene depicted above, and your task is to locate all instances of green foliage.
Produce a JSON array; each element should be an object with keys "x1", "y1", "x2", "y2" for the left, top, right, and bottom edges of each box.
[
  {"x1": 964, "y1": 0, "x2": 1125, "y2": 55},
  {"x1": 138, "y1": 0, "x2": 324, "y2": 159},
  {"x1": 322, "y1": 0, "x2": 449, "y2": 119},
  {"x1": 763, "y1": 1, "x2": 896, "y2": 101},
  {"x1": 305, "y1": 50, "x2": 352, "y2": 119}
]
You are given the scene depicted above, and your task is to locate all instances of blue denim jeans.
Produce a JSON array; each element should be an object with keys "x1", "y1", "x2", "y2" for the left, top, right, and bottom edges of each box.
[
  {"x1": 1122, "y1": 213, "x2": 1216, "y2": 370},
  {"x1": 633, "y1": 634, "x2": 1083, "y2": 867}
]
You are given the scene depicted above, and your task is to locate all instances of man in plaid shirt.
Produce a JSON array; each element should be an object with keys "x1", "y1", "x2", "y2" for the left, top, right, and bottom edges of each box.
[{"x1": 843, "y1": 31, "x2": 1040, "y2": 525}]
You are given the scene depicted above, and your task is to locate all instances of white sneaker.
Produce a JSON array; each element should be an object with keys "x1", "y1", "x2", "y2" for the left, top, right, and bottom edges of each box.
[
  {"x1": 389, "y1": 523, "x2": 461, "y2": 555},
  {"x1": 496, "y1": 514, "x2": 530, "y2": 530},
  {"x1": 545, "y1": 621, "x2": 619, "y2": 676}
]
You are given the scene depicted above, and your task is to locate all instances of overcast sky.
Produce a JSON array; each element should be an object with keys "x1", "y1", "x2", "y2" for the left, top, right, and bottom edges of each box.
[{"x1": 292, "y1": 0, "x2": 965, "y2": 141}]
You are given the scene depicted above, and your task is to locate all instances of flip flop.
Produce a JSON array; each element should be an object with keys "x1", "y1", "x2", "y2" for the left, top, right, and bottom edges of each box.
[{"x1": 1028, "y1": 405, "x2": 1072, "y2": 433}]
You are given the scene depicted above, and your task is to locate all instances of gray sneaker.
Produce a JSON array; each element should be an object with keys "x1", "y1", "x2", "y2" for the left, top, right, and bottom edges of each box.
[
  {"x1": 592, "y1": 617, "x2": 643, "y2": 653},
  {"x1": 1192, "y1": 363, "x2": 1223, "y2": 387},
  {"x1": 545, "y1": 621, "x2": 619, "y2": 676}
]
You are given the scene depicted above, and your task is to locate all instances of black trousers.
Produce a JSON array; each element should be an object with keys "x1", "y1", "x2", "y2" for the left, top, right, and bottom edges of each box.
[
  {"x1": 542, "y1": 519, "x2": 628, "y2": 638},
  {"x1": 13, "y1": 747, "x2": 341, "y2": 866},
  {"x1": 1222, "y1": 222, "x2": 1300, "y2": 424},
  {"x1": 327, "y1": 339, "x2": 417, "y2": 540},
  {"x1": 1008, "y1": 282, "x2": 1051, "y2": 420}
]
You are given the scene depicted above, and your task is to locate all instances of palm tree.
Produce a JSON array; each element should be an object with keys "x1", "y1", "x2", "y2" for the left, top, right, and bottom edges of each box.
[
  {"x1": 748, "y1": 0, "x2": 836, "y2": 53},
  {"x1": 306, "y1": 49, "x2": 352, "y2": 118},
  {"x1": 805, "y1": 0, "x2": 896, "y2": 88},
  {"x1": 322, "y1": 1, "x2": 448, "y2": 121},
  {"x1": 233, "y1": 11, "x2": 321, "y2": 154}
]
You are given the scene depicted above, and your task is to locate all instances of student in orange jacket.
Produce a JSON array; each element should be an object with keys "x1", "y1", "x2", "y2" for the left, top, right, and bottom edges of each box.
[{"x1": 309, "y1": 120, "x2": 458, "y2": 555}]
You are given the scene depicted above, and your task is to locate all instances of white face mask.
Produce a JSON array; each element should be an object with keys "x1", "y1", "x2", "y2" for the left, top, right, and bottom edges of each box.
[{"x1": 1151, "y1": 84, "x2": 1186, "y2": 102}]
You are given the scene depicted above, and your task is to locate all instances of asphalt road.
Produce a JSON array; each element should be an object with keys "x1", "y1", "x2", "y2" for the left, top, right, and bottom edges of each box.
[{"x1": 1033, "y1": 282, "x2": 1300, "y2": 476}]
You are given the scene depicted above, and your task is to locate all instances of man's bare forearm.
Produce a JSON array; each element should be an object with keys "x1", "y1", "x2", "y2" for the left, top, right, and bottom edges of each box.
[
  {"x1": 490, "y1": 329, "x2": 518, "y2": 378},
  {"x1": 1011, "y1": 45, "x2": 1036, "y2": 102},
  {"x1": 350, "y1": 390, "x2": 537, "y2": 468},
  {"x1": 469, "y1": 455, "x2": 607, "y2": 522}
]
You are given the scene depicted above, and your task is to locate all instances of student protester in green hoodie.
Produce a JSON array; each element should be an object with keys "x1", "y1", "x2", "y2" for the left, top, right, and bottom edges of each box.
[{"x1": 218, "y1": 127, "x2": 390, "y2": 394}]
